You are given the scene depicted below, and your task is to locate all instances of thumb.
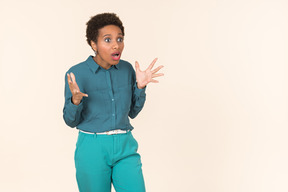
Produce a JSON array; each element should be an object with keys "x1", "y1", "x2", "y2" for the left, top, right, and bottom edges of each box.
[{"x1": 135, "y1": 61, "x2": 140, "y2": 72}]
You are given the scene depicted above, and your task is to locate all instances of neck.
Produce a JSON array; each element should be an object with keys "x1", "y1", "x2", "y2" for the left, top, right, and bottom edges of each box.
[{"x1": 93, "y1": 55, "x2": 111, "y2": 70}]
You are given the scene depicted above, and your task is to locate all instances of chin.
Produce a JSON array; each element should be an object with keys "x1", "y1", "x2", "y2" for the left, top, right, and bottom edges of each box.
[{"x1": 111, "y1": 60, "x2": 120, "y2": 65}]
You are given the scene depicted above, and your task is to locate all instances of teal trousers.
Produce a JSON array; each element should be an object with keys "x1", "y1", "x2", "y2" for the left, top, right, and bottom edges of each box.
[{"x1": 74, "y1": 131, "x2": 146, "y2": 192}]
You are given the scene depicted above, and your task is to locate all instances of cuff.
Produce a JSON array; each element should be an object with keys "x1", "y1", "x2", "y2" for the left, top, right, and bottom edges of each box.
[
  {"x1": 134, "y1": 82, "x2": 146, "y2": 97},
  {"x1": 68, "y1": 97, "x2": 83, "y2": 111}
]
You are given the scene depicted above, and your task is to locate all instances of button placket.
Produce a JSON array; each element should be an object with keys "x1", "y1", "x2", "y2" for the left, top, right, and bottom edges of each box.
[{"x1": 105, "y1": 70, "x2": 116, "y2": 129}]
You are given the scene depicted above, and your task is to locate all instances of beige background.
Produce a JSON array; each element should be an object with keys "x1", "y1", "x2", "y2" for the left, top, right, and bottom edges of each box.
[{"x1": 1, "y1": 0, "x2": 288, "y2": 191}]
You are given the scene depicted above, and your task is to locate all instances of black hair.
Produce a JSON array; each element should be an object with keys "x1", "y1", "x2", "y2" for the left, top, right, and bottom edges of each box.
[{"x1": 86, "y1": 13, "x2": 124, "y2": 46}]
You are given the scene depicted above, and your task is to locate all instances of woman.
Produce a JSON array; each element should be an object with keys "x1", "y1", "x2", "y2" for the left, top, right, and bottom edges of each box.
[{"x1": 63, "y1": 13, "x2": 164, "y2": 192}]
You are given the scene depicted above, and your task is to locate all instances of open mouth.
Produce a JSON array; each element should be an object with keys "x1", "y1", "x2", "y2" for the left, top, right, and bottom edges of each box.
[{"x1": 111, "y1": 52, "x2": 121, "y2": 61}]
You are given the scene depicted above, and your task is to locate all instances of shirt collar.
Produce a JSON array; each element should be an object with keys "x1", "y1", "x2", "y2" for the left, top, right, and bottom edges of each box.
[{"x1": 86, "y1": 55, "x2": 119, "y2": 73}]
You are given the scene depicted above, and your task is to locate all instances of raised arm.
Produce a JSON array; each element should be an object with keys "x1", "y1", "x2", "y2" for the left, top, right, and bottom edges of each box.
[
  {"x1": 63, "y1": 72, "x2": 88, "y2": 127},
  {"x1": 129, "y1": 58, "x2": 164, "y2": 118}
]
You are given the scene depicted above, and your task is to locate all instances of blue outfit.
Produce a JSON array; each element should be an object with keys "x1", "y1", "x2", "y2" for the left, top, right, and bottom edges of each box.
[
  {"x1": 63, "y1": 55, "x2": 146, "y2": 133},
  {"x1": 63, "y1": 56, "x2": 146, "y2": 192}
]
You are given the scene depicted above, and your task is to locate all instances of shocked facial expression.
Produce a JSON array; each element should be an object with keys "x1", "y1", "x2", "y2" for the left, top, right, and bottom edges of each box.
[{"x1": 91, "y1": 25, "x2": 124, "y2": 69}]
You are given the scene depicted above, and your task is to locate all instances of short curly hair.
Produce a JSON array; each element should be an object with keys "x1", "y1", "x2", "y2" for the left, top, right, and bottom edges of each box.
[{"x1": 86, "y1": 13, "x2": 125, "y2": 46}]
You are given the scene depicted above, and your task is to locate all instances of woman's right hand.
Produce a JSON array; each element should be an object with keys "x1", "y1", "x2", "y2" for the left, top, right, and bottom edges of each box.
[{"x1": 67, "y1": 72, "x2": 88, "y2": 105}]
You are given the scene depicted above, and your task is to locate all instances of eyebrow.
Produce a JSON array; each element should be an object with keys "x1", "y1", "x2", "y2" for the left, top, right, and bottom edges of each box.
[{"x1": 103, "y1": 33, "x2": 124, "y2": 37}]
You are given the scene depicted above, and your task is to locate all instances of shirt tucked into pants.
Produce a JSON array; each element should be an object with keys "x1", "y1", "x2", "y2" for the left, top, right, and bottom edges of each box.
[{"x1": 63, "y1": 56, "x2": 147, "y2": 192}]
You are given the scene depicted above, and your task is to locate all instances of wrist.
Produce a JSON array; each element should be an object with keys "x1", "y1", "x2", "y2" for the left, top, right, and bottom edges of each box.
[
  {"x1": 137, "y1": 84, "x2": 146, "y2": 89},
  {"x1": 72, "y1": 97, "x2": 81, "y2": 105}
]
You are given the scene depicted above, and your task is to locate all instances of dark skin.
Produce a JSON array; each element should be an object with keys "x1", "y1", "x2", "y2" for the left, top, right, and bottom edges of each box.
[{"x1": 67, "y1": 25, "x2": 164, "y2": 105}]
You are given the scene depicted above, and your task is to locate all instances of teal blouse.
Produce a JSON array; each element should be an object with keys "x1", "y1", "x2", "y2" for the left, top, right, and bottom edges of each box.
[{"x1": 63, "y1": 56, "x2": 146, "y2": 133}]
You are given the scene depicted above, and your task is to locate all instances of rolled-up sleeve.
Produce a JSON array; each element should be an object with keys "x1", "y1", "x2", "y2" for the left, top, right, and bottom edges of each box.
[
  {"x1": 129, "y1": 70, "x2": 146, "y2": 119},
  {"x1": 63, "y1": 72, "x2": 84, "y2": 128}
]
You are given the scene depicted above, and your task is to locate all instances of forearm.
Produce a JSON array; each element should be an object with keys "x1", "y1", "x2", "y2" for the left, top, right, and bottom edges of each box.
[
  {"x1": 129, "y1": 82, "x2": 146, "y2": 119},
  {"x1": 63, "y1": 97, "x2": 83, "y2": 127}
]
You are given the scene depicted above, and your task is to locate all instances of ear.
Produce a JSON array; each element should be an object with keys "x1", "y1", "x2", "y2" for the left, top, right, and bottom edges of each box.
[{"x1": 91, "y1": 40, "x2": 97, "y2": 52}]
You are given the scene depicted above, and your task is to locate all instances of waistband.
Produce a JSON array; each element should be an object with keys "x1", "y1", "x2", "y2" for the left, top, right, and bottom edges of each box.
[{"x1": 79, "y1": 129, "x2": 131, "y2": 135}]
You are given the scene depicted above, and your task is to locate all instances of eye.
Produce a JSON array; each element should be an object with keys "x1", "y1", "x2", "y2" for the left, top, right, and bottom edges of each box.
[
  {"x1": 104, "y1": 38, "x2": 111, "y2": 42},
  {"x1": 117, "y1": 37, "x2": 123, "y2": 42}
]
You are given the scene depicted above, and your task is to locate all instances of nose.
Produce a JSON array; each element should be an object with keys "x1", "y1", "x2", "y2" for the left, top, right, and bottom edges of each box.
[{"x1": 112, "y1": 41, "x2": 119, "y2": 49}]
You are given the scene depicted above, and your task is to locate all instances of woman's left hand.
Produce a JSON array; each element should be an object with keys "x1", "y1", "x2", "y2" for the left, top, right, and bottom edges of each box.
[{"x1": 135, "y1": 58, "x2": 164, "y2": 89}]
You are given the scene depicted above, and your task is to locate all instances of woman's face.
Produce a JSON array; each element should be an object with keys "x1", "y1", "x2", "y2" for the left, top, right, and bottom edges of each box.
[{"x1": 92, "y1": 25, "x2": 124, "y2": 69}]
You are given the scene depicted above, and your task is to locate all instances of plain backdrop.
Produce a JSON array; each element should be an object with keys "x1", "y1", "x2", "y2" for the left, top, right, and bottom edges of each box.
[{"x1": 1, "y1": 0, "x2": 288, "y2": 191}]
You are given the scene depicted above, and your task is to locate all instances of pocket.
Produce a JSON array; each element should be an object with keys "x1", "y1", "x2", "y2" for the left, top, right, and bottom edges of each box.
[
  {"x1": 118, "y1": 84, "x2": 132, "y2": 111},
  {"x1": 76, "y1": 132, "x2": 85, "y2": 147},
  {"x1": 74, "y1": 133, "x2": 85, "y2": 164},
  {"x1": 130, "y1": 133, "x2": 139, "y2": 150}
]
